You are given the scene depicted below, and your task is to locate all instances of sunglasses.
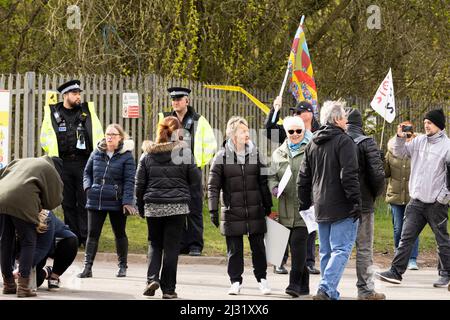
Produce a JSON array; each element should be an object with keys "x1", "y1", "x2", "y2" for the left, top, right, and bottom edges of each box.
[{"x1": 288, "y1": 129, "x2": 303, "y2": 135}]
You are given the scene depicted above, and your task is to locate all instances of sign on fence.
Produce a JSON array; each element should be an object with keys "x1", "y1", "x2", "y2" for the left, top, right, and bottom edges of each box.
[
  {"x1": 122, "y1": 92, "x2": 140, "y2": 118},
  {"x1": 0, "y1": 90, "x2": 10, "y2": 169}
]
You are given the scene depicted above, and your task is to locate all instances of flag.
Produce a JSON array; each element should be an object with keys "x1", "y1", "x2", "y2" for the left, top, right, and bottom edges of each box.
[
  {"x1": 370, "y1": 68, "x2": 395, "y2": 123},
  {"x1": 288, "y1": 24, "x2": 318, "y2": 117}
]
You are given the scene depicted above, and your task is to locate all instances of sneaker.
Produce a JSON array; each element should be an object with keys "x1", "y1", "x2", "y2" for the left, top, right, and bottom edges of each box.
[
  {"x1": 143, "y1": 280, "x2": 160, "y2": 296},
  {"x1": 44, "y1": 266, "x2": 53, "y2": 279},
  {"x1": 162, "y1": 292, "x2": 178, "y2": 299},
  {"x1": 228, "y1": 282, "x2": 241, "y2": 295},
  {"x1": 375, "y1": 269, "x2": 402, "y2": 284},
  {"x1": 307, "y1": 265, "x2": 320, "y2": 275},
  {"x1": 258, "y1": 279, "x2": 271, "y2": 295},
  {"x1": 188, "y1": 249, "x2": 202, "y2": 256},
  {"x1": 357, "y1": 291, "x2": 386, "y2": 300},
  {"x1": 433, "y1": 275, "x2": 450, "y2": 288},
  {"x1": 273, "y1": 265, "x2": 288, "y2": 274},
  {"x1": 312, "y1": 289, "x2": 331, "y2": 300},
  {"x1": 47, "y1": 277, "x2": 60, "y2": 291},
  {"x1": 407, "y1": 260, "x2": 419, "y2": 270}
]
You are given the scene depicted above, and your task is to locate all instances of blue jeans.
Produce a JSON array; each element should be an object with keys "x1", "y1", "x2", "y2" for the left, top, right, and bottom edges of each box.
[
  {"x1": 391, "y1": 204, "x2": 419, "y2": 260},
  {"x1": 318, "y1": 217, "x2": 358, "y2": 300}
]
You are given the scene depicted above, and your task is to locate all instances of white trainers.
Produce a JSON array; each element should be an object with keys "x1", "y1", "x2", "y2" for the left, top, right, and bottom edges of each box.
[
  {"x1": 228, "y1": 282, "x2": 241, "y2": 295},
  {"x1": 258, "y1": 279, "x2": 271, "y2": 295}
]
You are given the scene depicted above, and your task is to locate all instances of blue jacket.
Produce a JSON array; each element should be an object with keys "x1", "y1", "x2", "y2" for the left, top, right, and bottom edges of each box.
[
  {"x1": 84, "y1": 139, "x2": 136, "y2": 211},
  {"x1": 34, "y1": 211, "x2": 76, "y2": 266}
]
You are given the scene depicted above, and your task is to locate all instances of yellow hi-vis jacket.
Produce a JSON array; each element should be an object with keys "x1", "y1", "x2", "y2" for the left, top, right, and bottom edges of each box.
[
  {"x1": 158, "y1": 110, "x2": 217, "y2": 168},
  {"x1": 40, "y1": 102, "x2": 104, "y2": 157}
]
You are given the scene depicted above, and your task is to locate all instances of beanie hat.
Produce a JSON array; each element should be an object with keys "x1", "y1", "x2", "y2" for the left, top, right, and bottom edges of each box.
[{"x1": 424, "y1": 109, "x2": 445, "y2": 130}]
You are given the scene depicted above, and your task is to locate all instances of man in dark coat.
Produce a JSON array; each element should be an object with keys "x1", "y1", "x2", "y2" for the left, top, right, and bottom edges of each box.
[
  {"x1": 298, "y1": 100, "x2": 361, "y2": 300},
  {"x1": 346, "y1": 108, "x2": 386, "y2": 300}
]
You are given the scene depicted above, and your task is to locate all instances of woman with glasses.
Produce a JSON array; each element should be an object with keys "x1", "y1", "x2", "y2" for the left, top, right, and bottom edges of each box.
[
  {"x1": 208, "y1": 116, "x2": 273, "y2": 296},
  {"x1": 268, "y1": 116, "x2": 313, "y2": 297},
  {"x1": 78, "y1": 123, "x2": 137, "y2": 278}
]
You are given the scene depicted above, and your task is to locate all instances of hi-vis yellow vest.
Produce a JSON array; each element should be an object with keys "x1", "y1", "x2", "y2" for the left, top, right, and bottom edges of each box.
[
  {"x1": 158, "y1": 112, "x2": 217, "y2": 168},
  {"x1": 40, "y1": 102, "x2": 104, "y2": 157}
]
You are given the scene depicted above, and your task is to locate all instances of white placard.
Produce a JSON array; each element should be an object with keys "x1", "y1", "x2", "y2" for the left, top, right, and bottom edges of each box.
[
  {"x1": 299, "y1": 206, "x2": 318, "y2": 234},
  {"x1": 370, "y1": 68, "x2": 395, "y2": 123},
  {"x1": 0, "y1": 90, "x2": 10, "y2": 169},
  {"x1": 264, "y1": 217, "x2": 291, "y2": 267},
  {"x1": 277, "y1": 165, "x2": 292, "y2": 198},
  {"x1": 122, "y1": 92, "x2": 140, "y2": 118}
]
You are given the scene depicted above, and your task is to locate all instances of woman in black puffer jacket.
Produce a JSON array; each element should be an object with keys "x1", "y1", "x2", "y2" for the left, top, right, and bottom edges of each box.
[
  {"x1": 135, "y1": 116, "x2": 201, "y2": 299},
  {"x1": 79, "y1": 123, "x2": 136, "y2": 279},
  {"x1": 208, "y1": 116, "x2": 273, "y2": 296}
]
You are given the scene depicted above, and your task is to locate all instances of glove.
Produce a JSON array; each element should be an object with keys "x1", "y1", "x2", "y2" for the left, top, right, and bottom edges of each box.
[
  {"x1": 210, "y1": 211, "x2": 219, "y2": 228},
  {"x1": 271, "y1": 186, "x2": 279, "y2": 197},
  {"x1": 123, "y1": 205, "x2": 138, "y2": 216},
  {"x1": 349, "y1": 204, "x2": 362, "y2": 223}
]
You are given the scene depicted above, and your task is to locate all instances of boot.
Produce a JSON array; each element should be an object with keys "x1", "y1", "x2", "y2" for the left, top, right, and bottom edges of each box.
[
  {"x1": 77, "y1": 239, "x2": 98, "y2": 278},
  {"x1": 17, "y1": 276, "x2": 36, "y2": 298},
  {"x1": 115, "y1": 237, "x2": 128, "y2": 277},
  {"x1": 2, "y1": 274, "x2": 17, "y2": 294}
]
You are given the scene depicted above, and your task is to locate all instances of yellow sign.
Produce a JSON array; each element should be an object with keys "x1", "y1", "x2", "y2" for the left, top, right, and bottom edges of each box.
[
  {"x1": 45, "y1": 90, "x2": 58, "y2": 105},
  {"x1": 204, "y1": 85, "x2": 283, "y2": 124}
]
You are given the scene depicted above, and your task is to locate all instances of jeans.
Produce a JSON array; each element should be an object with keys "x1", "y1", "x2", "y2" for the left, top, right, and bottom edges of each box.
[
  {"x1": 392, "y1": 199, "x2": 450, "y2": 276},
  {"x1": 318, "y1": 217, "x2": 359, "y2": 300},
  {"x1": 391, "y1": 204, "x2": 419, "y2": 260}
]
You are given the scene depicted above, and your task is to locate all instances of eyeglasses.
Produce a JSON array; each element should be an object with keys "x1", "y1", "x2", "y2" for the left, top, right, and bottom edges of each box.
[
  {"x1": 106, "y1": 133, "x2": 120, "y2": 137},
  {"x1": 288, "y1": 129, "x2": 303, "y2": 135}
]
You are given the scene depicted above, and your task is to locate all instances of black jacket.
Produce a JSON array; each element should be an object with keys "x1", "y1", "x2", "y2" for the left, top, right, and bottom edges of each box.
[
  {"x1": 346, "y1": 109, "x2": 385, "y2": 213},
  {"x1": 135, "y1": 141, "x2": 201, "y2": 216},
  {"x1": 208, "y1": 141, "x2": 273, "y2": 236},
  {"x1": 298, "y1": 124, "x2": 361, "y2": 223}
]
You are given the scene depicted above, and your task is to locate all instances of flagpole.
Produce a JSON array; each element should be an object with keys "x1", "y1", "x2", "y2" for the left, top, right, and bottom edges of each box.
[
  {"x1": 380, "y1": 118, "x2": 386, "y2": 150},
  {"x1": 271, "y1": 15, "x2": 305, "y2": 123}
]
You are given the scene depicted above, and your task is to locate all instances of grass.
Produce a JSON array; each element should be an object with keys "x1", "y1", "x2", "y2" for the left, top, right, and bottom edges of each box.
[{"x1": 55, "y1": 197, "x2": 439, "y2": 256}]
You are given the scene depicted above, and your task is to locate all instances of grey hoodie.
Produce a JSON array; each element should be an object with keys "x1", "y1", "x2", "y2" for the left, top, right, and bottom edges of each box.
[{"x1": 393, "y1": 130, "x2": 450, "y2": 204}]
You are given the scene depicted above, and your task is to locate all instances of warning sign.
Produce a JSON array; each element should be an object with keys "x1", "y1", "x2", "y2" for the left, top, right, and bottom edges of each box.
[{"x1": 122, "y1": 92, "x2": 140, "y2": 118}]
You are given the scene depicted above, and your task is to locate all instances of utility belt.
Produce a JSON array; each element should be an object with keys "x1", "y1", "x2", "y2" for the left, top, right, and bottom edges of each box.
[{"x1": 61, "y1": 153, "x2": 89, "y2": 161}]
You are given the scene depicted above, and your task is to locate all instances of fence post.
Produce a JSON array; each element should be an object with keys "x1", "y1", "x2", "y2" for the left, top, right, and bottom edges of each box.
[{"x1": 24, "y1": 72, "x2": 36, "y2": 158}]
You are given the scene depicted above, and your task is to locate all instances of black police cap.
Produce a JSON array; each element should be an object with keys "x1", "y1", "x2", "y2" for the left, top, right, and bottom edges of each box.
[
  {"x1": 57, "y1": 80, "x2": 83, "y2": 94},
  {"x1": 168, "y1": 87, "x2": 191, "y2": 99}
]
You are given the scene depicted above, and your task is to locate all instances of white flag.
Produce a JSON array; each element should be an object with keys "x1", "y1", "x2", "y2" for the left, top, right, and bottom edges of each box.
[{"x1": 370, "y1": 68, "x2": 395, "y2": 123}]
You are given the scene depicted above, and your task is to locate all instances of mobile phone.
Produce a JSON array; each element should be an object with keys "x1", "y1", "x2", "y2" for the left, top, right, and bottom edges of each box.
[{"x1": 402, "y1": 125, "x2": 413, "y2": 132}]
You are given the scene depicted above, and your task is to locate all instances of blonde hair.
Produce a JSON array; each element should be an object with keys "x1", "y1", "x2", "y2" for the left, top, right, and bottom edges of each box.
[
  {"x1": 36, "y1": 210, "x2": 49, "y2": 233},
  {"x1": 226, "y1": 116, "x2": 248, "y2": 139},
  {"x1": 106, "y1": 123, "x2": 129, "y2": 141}
]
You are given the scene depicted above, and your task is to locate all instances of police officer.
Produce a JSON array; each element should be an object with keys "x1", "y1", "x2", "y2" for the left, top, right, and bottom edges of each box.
[
  {"x1": 40, "y1": 80, "x2": 103, "y2": 247},
  {"x1": 158, "y1": 87, "x2": 217, "y2": 256}
]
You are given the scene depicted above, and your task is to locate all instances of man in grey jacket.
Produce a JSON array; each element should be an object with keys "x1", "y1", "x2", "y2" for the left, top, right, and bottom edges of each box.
[{"x1": 376, "y1": 109, "x2": 450, "y2": 288}]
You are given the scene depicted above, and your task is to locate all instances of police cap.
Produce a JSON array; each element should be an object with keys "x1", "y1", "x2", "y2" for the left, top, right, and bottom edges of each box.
[
  {"x1": 57, "y1": 80, "x2": 83, "y2": 95},
  {"x1": 167, "y1": 87, "x2": 191, "y2": 99}
]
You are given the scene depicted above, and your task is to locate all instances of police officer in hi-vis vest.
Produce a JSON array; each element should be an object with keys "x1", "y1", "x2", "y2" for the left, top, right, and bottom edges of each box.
[
  {"x1": 40, "y1": 80, "x2": 103, "y2": 247},
  {"x1": 158, "y1": 87, "x2": 217, "y2": 256}
]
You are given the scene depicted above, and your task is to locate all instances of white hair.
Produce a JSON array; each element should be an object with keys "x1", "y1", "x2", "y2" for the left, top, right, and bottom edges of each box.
[
  {"x1": 320, "y1": 99, "x2": 347, "y2": 125},
  {"x1": 283, "y1": 116, "x2": 305, "y2": 132},
  {"x1": 226, "y1": 116, "x2": 248, "y2": 138}
]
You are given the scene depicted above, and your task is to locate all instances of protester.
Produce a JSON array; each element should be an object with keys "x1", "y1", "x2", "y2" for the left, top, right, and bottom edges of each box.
[
  {"x1": 385, "y1": 121, "x2": 421, "y2": 270},
  {"x1": 208, "y1": 116, "x2": 273, "y2": 295},
  {"x1": 376, "y1": 109, "x2": 450, "y2": 288},
  {"x1": 346, "y1": 108, "x2": 386, "y2": 300},
  {"x1": 0, "y1": 156, "x2": 63, "y2": 297},
  {"x1": 268, "y1": 116, "x2": 312, "y2": 297},
  {"x1": 298, "y1": 100, "x2": 361, "y2": 300},
  {"x1": 78, "y1": 124, "x2": 136, "y2": 278},
  {"x1": 265, "y1": 96, "x2": 321, "y2": 275},
  {"x1": 136, "y1": 116, "x2": 201, "y2": 299}
]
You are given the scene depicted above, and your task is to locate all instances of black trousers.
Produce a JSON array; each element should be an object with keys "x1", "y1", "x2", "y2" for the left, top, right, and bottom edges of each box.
[
  {"x1": 146, "y1": 214, "x2": 185, "y2": 294},
  {"x1": 181, "y1": 174, "x2": 204, "y2": 253},
  {"x1": 61, "y1": 159, "x2": 88, "y2": 244},
  {"x1": 282, "y1": 230, "x2": 316, "y2": 267},
  {"x1": 87, "y1": 210, "x2": 127, "y2": 240},
  {"x1": 0, "y1": 215, "x2": 36, "y2": 278},
  {"x1": 36, "y1": 236, "x2": 78, "y2": 287},
  {"x1": 392, "y1": 199, "x2": 450, "y2": 276},
  {"x1": 287, "y1": 227, "x2": 309, "y2": 292},
  {"x1": 226, "y1": 233, "x2": 267, "y2": 284}
]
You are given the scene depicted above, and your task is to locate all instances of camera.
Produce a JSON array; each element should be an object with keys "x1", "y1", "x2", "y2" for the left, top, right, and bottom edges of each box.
[{"x1": 402, "y1": 125, "x2": 413, "y2": 132}]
